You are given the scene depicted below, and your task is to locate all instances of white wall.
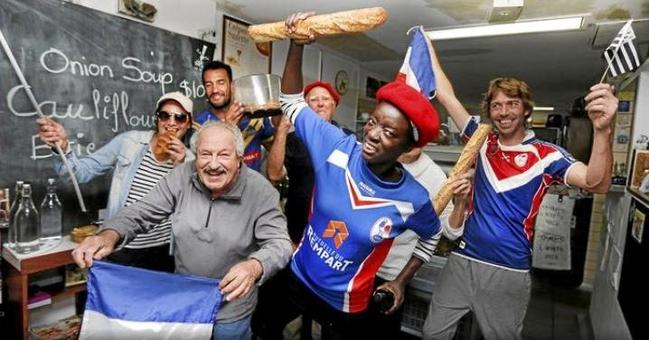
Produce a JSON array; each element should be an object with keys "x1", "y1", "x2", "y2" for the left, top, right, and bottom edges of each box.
[
  {"x1": 320, "y1": 52, "x2": 359, "y2": 131},
  {"x1": 589, "y1": 192, "x2": 633, "y2": 340},
  {"x1": 631, "y1": 70, "x2": 649, "y2": 150},
  {"x1": 270, "y1": 40, "x2": 321, "y2": 85},
  {"x1": 75, "y1": 0, "x2": 217, "y2": 40}
]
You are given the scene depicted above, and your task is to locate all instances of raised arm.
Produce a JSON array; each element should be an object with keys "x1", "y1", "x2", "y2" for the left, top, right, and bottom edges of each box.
[
  {"x1": 428, "y1": 39, "x2": 472, "y2": 130},
  {"x1": 266, "y1": 116, "x2": 291, "y2": 184},
  {"x1": 281, "y1": 12, "x2": 315, "y2": 95},
  {"x1": 566, "y1": 83, "x2": 616, "y2": 193}
]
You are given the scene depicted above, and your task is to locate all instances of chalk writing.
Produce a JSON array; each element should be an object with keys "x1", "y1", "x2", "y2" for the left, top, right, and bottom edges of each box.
[
  {"x1": 40, "y1": 48, "x2": 114, "y2": 78},
  {"x1": 122, "y1": 57, "x2": 173, "y2": 93},
  {"x1": 180, "y1": 79, "x2": 205, "y2": 99},
  {"x1": 31, "y1": 133, "x2": 96, "y2": 160}
]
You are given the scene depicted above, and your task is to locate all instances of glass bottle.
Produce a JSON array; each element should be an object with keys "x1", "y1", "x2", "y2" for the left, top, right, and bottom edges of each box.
[
  {"x1": 8, "y1": 180, "x2": 24, "y2": 249},
  {"x1": 15, "y1": 183, "x2": 40, "y2": 254},
  {"x1": 40, "y1": 178, "x2": 63, "y2": 241},
  {"x1": 0, "y1": 188, "x2": 9, "y2": 229}
]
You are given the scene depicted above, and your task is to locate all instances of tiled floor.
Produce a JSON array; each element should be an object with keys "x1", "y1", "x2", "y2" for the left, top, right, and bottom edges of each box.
[
  {"x1": 523, "y1": 273, "x2": 593, "y2": 340},
  {"x1": 282, "y1": 271, "x2": 594, "y2": 340}
]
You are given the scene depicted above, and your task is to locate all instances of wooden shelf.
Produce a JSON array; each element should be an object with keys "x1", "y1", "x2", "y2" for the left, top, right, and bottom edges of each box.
[
  {"x1": 2, "y1": 236, "x2": 84, "y2": 340},
  {"x1": 51, "y1": 284, "x2": 86, "y2": 303}
]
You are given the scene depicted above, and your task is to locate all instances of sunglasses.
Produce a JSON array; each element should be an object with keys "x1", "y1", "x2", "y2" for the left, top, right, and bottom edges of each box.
[{"x1": 157, "y1": 111, "x2": 189, "y2": 123}]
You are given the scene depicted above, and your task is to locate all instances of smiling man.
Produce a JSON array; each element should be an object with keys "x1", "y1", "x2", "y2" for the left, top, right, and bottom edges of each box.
[
  {"x1": 194, "y1": 61, "x2": 275, "y2": 172},
  {"x1": 419, "y1": 41, "x2": 619, "y2": 340},
  {"x1": 71, "y1": 122, "x2": 293, "y2": 339}
]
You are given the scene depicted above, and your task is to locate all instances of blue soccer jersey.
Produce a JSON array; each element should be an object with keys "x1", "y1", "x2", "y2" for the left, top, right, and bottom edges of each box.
[
  {"x1": 455, "y1": 118, "x2": 579, "y2": 270},
  {"x1": 280, "y1": 93, "x2": 440, "y2": 313},
  {"x1": 194, "y1": 110, "x2": 274, "y2": 171}
]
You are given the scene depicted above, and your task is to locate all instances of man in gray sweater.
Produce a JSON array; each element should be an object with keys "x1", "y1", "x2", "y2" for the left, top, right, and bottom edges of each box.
[{"x1": 72, "y1": 122, "x2": 293, "y2": 339}]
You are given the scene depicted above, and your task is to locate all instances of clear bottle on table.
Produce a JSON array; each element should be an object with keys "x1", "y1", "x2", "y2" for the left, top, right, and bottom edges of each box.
[
  {"x1": 40, "y1": 178, "x2": 63, "y2": 241},
  {"x1": 8, "y1": 180, "x2": 24, "y2": 249},
  {"x1": 15, "y1": 183, "x2": 41, "y2": 254}
]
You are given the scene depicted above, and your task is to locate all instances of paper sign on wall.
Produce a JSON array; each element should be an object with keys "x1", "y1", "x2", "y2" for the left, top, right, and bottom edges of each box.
[{"x1": 532, "y1": 194, "x2": 575, "y2": 270}]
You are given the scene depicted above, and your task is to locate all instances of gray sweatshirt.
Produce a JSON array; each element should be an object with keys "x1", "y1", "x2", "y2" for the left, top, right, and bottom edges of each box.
[{"x1": 103, "y1": 162, "x2": 292, "y2": 322}]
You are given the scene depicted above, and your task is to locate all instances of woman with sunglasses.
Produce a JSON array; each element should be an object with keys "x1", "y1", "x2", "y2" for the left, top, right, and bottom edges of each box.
[{"x1": 36, "y1": 91, "x2": 194, "y2": 272}]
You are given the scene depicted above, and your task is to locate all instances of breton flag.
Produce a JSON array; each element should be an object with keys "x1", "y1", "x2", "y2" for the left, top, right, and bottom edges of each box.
[
  {"x1": 604, "y1": 20, "x2": 641, "y2": 77},
  {"x1": 79, "y1": 261, "x2": 221, "y2": 340},
  {"x1": 396, "y1": 26, "x2": 437, "y2": 99}
]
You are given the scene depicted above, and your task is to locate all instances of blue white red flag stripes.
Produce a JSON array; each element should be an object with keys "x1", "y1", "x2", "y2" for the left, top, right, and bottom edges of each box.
[
  {"x1": 604, "y1": 20, "x2": 641, "y2": 77},
  {"x1": 79, "y1": 261, "x2": 221, "y2": 340},
  {"x1": 395, "y1": 26, "x2": 437, "y2": 98}
]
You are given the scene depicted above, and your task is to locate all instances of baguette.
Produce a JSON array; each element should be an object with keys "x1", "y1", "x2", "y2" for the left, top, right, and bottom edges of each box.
[
  {"x1": 433, "y1": 124, "x2": 491, "y2": 214},
  {"x1": 247, "y1": 7, "x2": 388, "y2": 43}
]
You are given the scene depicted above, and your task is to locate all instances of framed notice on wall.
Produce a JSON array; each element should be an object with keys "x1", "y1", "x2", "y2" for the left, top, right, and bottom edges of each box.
[
  {"x1": 222, "y1": 15, "x2": 272, "y2": 79},
  {"x1": 630, "y1": 149, "x2": 649, "y2": 188}
]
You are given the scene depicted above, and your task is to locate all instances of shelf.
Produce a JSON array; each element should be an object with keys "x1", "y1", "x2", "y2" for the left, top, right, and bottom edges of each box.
[
  {"x1": 2, "y1": 237, "x2": 77, "y2": 274},
  {"x1": 51, "y1": 284, "x2": 86, "y2": 303},
  {"x1": 629, "y1": 187, "x2": 649, "y2": 209},
  {"x1": 2, "y1": 235, "x2": 83, "y2": 340}
]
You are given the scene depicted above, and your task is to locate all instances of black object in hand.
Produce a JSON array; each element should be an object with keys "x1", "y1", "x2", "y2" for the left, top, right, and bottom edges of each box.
[{"x1": 373, "y1": 289, "x2": 394, "y2": 314}]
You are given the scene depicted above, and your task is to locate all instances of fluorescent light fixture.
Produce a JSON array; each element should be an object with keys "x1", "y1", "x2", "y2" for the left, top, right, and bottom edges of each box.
[
  {"x1": 426, "y1": 15, "x2": 585, "y2": 40},
  {"x1": 534, "y1": 106, "x2": 555, "y2": 111}
]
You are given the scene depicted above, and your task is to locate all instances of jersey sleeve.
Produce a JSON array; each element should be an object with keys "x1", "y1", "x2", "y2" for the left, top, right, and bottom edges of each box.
[
  {"x1": 545, "y1": 145, "x2": 579, "y2": 183},
  {"x1": 260, "y1": 117, "x2": 275, "y2": 143},
  {"x1": 461, "y1": 117, "x2": 479, "y2": 141},
  {"x1": 405, "y1": 200, "x2": 440, "y2": 240},
  {"x1": 280, "y1": 92, "x2": 347, "y2": 168}
]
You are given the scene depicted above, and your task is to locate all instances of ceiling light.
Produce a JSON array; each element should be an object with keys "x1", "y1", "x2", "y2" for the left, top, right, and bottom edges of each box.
[
  {"x1": 425, "y1": 15, "x2": 585, "y2": 40},
  {"x1": 534, "y1": 106, "x2": 555, "y2": 111}
]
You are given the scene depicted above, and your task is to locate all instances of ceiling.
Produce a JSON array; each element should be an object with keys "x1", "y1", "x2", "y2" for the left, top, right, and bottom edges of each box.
[{"x1": 214, "y1": 0, "x2": 649, "y2": 112}]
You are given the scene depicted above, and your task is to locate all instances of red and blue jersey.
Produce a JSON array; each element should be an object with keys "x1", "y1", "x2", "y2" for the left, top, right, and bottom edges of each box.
[
  {"x1": 194, "y1": 110, "x2": 274, "y2": 171},
  {"x1": 280, "y1": 93, "x2": 440, "y2": 313},
  {"x1": 456, "y1": 119, "x2": 579, "y2": 270}
]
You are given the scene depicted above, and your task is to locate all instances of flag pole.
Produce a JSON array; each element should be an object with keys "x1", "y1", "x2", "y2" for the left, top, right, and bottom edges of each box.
[
  {"x1": 0, "y1": 28, "x2": 87, "y2": 212},
  {"x1": 599, "y1": 64, "x2": 610, "y2": 83}
]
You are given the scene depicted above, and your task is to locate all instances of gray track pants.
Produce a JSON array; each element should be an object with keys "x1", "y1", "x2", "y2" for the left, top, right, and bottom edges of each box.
[{"x1": 422, "y1": 254, "x2": 531, "y2": 340}]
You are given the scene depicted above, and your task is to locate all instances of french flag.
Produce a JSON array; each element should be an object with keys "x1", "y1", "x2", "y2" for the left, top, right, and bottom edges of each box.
[
  {"x1": 396, "y1": 26, "x2": 436, "y2": 99},
  {"x1": 79, "y1": 261, "x2": 221, "y2": 339}
]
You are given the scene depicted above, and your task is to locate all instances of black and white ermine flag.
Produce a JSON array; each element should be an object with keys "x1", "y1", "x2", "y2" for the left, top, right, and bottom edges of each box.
[{"x1": 604, "y1": 20, "x2": 641, "y2": 77}]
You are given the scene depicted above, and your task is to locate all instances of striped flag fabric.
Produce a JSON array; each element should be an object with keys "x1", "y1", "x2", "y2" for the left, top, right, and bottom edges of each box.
[
  {"x1": 604, "y1": 20, "x2": 641, "y2": 77},
  {"x1": 79, "y1": 261, "x2": 221, "y2": 340},
  {"x1": 395, "y1": 26, "x2": 437, "y2": 99}
]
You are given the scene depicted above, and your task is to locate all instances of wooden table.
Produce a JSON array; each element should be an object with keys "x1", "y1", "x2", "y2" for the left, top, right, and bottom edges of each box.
[{"x1": 2, "y1": 237, "x2": 84, "y2": 340}]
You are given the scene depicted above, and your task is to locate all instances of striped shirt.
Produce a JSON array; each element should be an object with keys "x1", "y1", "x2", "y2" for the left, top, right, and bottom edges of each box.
[{"x1": 123, "y1": 149, "x2": 174, "y2": 249}]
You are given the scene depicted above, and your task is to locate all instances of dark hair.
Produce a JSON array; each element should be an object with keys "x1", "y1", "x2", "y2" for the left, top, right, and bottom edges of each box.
[{"x1": 202, "y1": 60, "x2": 233, "y2": 83}]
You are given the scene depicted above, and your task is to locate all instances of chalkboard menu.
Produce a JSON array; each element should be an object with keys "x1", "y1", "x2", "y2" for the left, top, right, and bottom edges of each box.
[{"x1": 0, "y1": 0, "x2": 215, "y2": 227}]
